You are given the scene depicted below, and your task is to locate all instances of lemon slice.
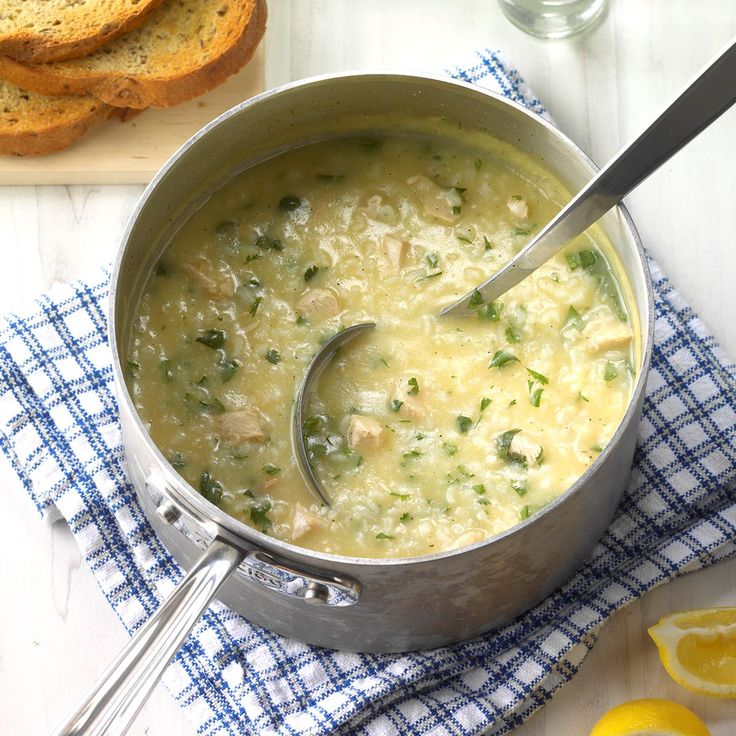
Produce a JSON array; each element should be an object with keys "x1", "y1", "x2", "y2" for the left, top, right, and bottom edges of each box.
[
  {"x1": 589, "y1": 698, "x2": 710, "y2": 736},
  {"x1": 648, "y1": 607, "x2": 736, "y2": 697}
]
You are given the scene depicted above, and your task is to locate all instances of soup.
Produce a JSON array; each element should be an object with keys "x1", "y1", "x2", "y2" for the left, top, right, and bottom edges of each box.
[{"x1": 126, "y1": 131, "x2": 636, "y2": 558}]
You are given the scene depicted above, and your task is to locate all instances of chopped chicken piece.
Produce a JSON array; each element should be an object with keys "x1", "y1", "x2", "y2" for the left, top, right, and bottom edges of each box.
[
  {"x1": 180, "y1": 261, "x2": 235, "y2": 298},
  {"x1": 383, "y1": 235, "x2": 409, "y2": 272},
  {"x1": 217, "y1": 407, "x2": 266, "y2": 444},
  {"x1": 406, "y1": 175, "x2": 461, "y2": 224},
  {"x1": 346, "y1": 414, "x2": 384, "y2": 451},
  {"x1": 395, "y1": 393, "x2": 426, "y2": 422},
  {"x1": 296, "y1": 288, "x2": 340, "y2": 319},
  {"x1": 579, "y1": 317, "x2": 633, "y2": 353},
  {"x1": 450, "y1": 530, "x2": 486, "y2": 549},
  {"x1": 361, "y1": 193, "x2": 397, "y2": 224},
  {"x1": 509, "y1": 433, "x2": 544, "y2": 466},
  {"x1": 291, "y1": 503, "x2": 326, "y2": 540},
  {"x1": 507, "y1": 197, "x2": 529, "y2": 219}
]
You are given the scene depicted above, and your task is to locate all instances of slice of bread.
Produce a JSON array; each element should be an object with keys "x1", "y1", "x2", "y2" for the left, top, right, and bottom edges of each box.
[
  {"x1": 0, "y1": 80, "x2": 123, "y2": 156},
  {"x1": 0, "y1": 0, "x2": 166, "y2": 63},
  {"x1": 0, "y1": 0, "x2": 267, "y2": 109}
]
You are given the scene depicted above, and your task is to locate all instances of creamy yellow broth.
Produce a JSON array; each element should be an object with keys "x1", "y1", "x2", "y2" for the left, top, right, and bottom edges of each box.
[{"x1": 127, "y1": 132, "x2": 636, "y2": 558}]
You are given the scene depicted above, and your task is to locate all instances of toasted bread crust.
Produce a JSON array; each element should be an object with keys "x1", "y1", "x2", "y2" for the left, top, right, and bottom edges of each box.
[
  {"x1": 0, "y1": 100, "x2": 123, "y2": 156},
  {"x1": 0, "y1": 0, "x2": 166, "y2": 63},
  {"x1": 0, "y1": 0, "x2": 267, "y2": 109}
]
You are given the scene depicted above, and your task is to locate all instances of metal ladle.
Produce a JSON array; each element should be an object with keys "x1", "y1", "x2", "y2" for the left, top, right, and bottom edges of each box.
[
  {"x1": 292, "y1": 36, "x2": 736, "y2": 502},
  {"x1": 441, "y1": 35, "x2": 736, "y2": 316}
]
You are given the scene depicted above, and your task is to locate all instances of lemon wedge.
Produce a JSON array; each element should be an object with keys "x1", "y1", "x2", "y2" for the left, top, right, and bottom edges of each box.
[
  {"x1": 589, "y1": 698, "x2": 710, "y2": 736},
  {"x1": 648, "y1": 607, "x2": 736, "y2": 697}
]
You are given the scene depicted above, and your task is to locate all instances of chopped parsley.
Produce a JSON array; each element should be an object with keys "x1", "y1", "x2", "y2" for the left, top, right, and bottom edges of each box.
[
  {"x1": 303, "y1": 415, "x2": 321, "y2": 433},
  {"x1": 604, "y1": 361, "x2": 618, "y2": 381},
  {"x1": 376, "y1": 532, "x2": 394, "y2": 539},
  {"x1": 477, "y1": 302, "x2": 501, "y2": 322},
  {"x1": 426, "y1": 252, "x2": 439, "y2": 269},
  {"x1": 160, "y1": 359, "x2": 174, "y2": 383},
  {"x1": 473, "y1": 484, "x2": 486, "y2": 495},
  {"x1": 400, "y1": 512, "x2": 413, "y2": 523},
  {"x1": 512, "y1": 226, "x2": 532, "y2": 236},
  {"x1": 565, "y1": 305, "x2": 585, "y2": 332},
  {"x1": 457, "y1": 415, "x2": 473, "y2": 433},
  {"x1": 249, "y1": 296, "x2": 262, "y2": 316},
  {"x1": 402, "y1": 450, "x2": 422, "y2": 459},
  {"x1": 250, "y1": 499, "x2": 272, "y2": 531},
  {"x1": 526, "y1": 368, "x2": 549, "y2": 384},
  {"x1": 262, "y1": 463, "x2": 280, "y2": 475},
  {"x1": 443, "y1": 442, "x2": 459, "y2": 456},
  {"x1": 483, "y1": 235, "x2": 494, "y2": 251},
  {"x1": 480, "y1": 397, "x2": 491, "y2": 412},
  {"x1": 256, "y1": 234, "x2": 284, "y2": 251},
  {"x1": 467, "y1": 289, "x2": 484, "y2": 308},
  {"x1": 278, "y1": 195, "x2": 302, "y2": 212},
  {"x1": 511, "y1": 479, "x2": 528, "y2": 497},
  {"x1": 390, "y1": 491, "x2": 411, "y2": 499},
  {"x1": 407, "y1": 377, "x2": 419, "y2": 395},
  {"x1": 168, "y1": 451, "x2": 186, "y2": 470},
  {"x1": 304, "y1": 265, "x2": 320, "y2": 281},
  {"x1": 196, "y1": 328, "x2": 225, "y2": 349},
  {"x1": 265, "y1": 349, "x2": 281, "y2": 364},
  {"x1": 489, "y1": 349, "x2": 519, "y2": 368},
  {"x1": 390, "y1": 399, "x2": 404, "y2": 412},
  {"x1": 505, "y1": 324, "x2": 521, "y2": 343},
  {"x1": 218, "y1": 358, "x2": 239, "y2": 382},
  {"x1": 496, "y1": 429, "x2": 522, "y2": 461},
  {"x1": 296, "y1": 314, "x2": 308, "y2": 326},
  {"x1": 199, "y1": 471, "x2": 223, "y2": 505}
]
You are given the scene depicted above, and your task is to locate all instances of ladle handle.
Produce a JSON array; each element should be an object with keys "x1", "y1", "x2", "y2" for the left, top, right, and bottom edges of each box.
[
  {"x1": 441, "y1": 35, "x2": 736, "y2": 315},
  {"x1": 49, "y1": 538, "x2": 244, "y2": 736}
]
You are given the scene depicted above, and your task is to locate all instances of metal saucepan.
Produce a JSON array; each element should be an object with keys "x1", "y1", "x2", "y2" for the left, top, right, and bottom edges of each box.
[{"x1": 53, "y1": 73, "x2": 654, "y2": 736}]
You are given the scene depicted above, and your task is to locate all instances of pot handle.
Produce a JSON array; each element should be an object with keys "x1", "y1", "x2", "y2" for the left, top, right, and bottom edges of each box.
[{"x1": 49, "y1": 537, "x2": 245, "y2": 736}]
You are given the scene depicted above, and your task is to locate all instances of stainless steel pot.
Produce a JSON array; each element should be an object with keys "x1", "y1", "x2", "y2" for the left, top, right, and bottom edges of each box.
[{"x1": 55, "y1": 73, "x2": 653, "y2": 736}]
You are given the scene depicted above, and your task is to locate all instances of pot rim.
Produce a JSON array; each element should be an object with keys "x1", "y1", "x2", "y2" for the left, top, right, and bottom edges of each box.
[{"x1": 110, "y1": 70, "x2": 655, "y2": 569}]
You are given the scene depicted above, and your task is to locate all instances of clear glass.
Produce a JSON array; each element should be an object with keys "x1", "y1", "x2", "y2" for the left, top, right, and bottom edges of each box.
[{"x1": 497, "y1": 0, "x2": 607, "y2": 39}]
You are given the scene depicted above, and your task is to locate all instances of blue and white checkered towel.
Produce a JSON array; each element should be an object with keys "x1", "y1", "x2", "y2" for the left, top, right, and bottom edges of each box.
[{"x1": 2, "y1": 50, "x2": 736, "y2": 736}]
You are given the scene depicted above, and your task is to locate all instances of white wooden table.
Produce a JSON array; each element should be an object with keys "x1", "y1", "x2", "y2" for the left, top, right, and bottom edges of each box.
[{"x1": 2, "y1": 1, "x2": 736, "y2": 734}]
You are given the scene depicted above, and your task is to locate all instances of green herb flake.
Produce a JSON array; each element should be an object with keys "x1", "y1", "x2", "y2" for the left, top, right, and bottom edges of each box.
[
  {"x1": 452, "y1": 205, "x2": 462, "y2": 215},
  {"x1": 400, "y1": 512, "x2": 413, "y2": 523},
  {"x1": 250, "y1": 499, "x2": 272, "y2": 531},
  {"x1": 565, "y1": 305, "x2": 585, "y2": 333},
  {"x1": 480, "y1": 397, "x2": 491, "y2": 412},
  {"x1": 390, "y1": 399, "x2": 404, "y2": 412},
  {"x1": 160, "y1": 359, "x2": 174, "y2": 383},
  {"x1": 467, "y1": 289, "x2": 484, "y2": 308},
  {"x1": 604, "y1": 361, "x2": 618, "y2": 381},
  {"x1": 417, "y1": 270, "x2": 443, "y2": 282},
  {"x1": 376, "y1": 532, "x2": 394, "y2": 539},
  {"x1": 402, "y1": 450, "x2": 422, "y2": 460},
  {"x1": 304, "y1": 265, "x2": 320, "y2": 281},
  {"x1": 196, "y1": 329, "x2": 226, "y2": 350},
  {"x1": 592, "y1": 444, "x2": 603, "y2": 453},
  {"x1": 528, "y1": 385, "x2": 544, "y2": 408},
  {"x1": 303, "y1": 415, "x2": 321, "y2": 434},
  {"x1": 477, "y1": 302, "x2": 501, "y2": 322},
  {"x1": 475, "y1": 158, "x2": 482, "y2": 170},
  {"x1": 566, "y1": 253, "x2": 581, "y2": 271},
  {"x1": 489, "y1": 349, "x2": 520, "y2": 368},
  {"x1": 577, "y1": 392, "x2": 590, "y2": 402},
  {"x1": 390, "y1": 491, "x2": 411, "y2": 499},
  {"x1": 265, "y1": 349, "x2": 281, "y2": 364},
  {"x1": 519, "y1": 505, "x2": 531, "y2": 520},
  {"x1": 512, "y1": 226, "x2": 532, "y2": 236},
  {"x1": 296, "y1": 314, "x2": 308, "y2": 326},
  {"x1": 426, "y1": 252, "x2": 439, "y2": 269},
  {"x1": 154, "y1": 261, "x2": 169, "y2": 277},
  {"x1": 249, "y1": 296, "x2": 262, "y2": 316},
  {"x1": 443, "y1": 442, "x2": 459, "y2": 457},
  {"x1": 473, "y1": 484, "x2": 486, "y2": 495},
  {"x1": 262, "y1": 463, "x2": 280, "y2": 476},
  {"x1": 497, "y1": 428, "x2": 522, "y2": 461},
  {"x1": 199, "y1": 471, "x2": 223, "y2": 505},
  {"x1": 218, "y1": 358, "x2": 240, "y2": 383},
  {"x1": 526, "y1": 368, "x2": 549, "y2": 385},
  {"x1": 198, "y1": 396, "x2": 226, "y2": 414},
  {"x1": 125, "y1": 360, "x2": 141, "y2": 379},
  {"x1": 457, "y1": 415, "x2": 473, "y2": 433},
  {"x1": 168, "y1": 451, "x2": 186, "y2": 470},
  {"x1": 504, "y1": 324, "x2": 521, "y2": 344},
  {"x1": 256, "y1": 234, "x2": 284, "y2": 251},
  {"x1": 403, "y1": 377, "x2": 418, "y2": 396},
  {"x1": 278, "y1": 195, "x2": 301, "y2": 212},
  {"x1": 483, "y1": 235, "x2": 494, "y2": 251},
  {"x1": 511, "y1": 479, "x2": 528, "y2": 497}
]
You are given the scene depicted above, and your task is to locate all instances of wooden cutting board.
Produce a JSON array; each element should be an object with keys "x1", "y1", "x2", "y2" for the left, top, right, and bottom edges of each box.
[{"x1": 0, "y1": 46, "x2": 265, "y2": 186}]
